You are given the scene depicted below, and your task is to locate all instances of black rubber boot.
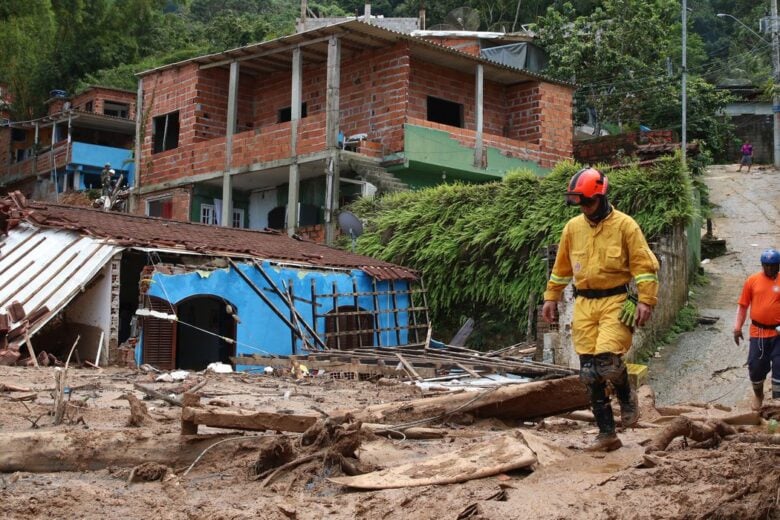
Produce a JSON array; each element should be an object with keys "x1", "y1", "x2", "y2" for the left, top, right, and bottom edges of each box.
[
  {"x1": 612, "y1": 367, "x2": 639, "y2": 427},
  {"x1": 585, "y1": 383, "x2": 622, "y2": 452}
]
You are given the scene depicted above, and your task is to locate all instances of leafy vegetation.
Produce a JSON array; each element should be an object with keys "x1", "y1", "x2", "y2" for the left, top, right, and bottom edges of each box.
[{"x1": 348, "y1": 156, "x2": 695, "y2": 345}]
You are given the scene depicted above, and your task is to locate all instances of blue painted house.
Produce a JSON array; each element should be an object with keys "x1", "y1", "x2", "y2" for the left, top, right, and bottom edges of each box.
[{"x1": 0, "y1": 196, "x2": 425, "y2": 371}]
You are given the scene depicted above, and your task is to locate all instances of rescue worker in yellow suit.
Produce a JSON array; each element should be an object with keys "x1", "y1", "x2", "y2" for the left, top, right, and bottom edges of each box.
[{"x1": 542, "y1": 168, "x2": 659, "y2": 452}]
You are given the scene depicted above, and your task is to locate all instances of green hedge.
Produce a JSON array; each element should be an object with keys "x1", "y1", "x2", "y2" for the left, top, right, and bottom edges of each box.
[{"x1": 347, "y1": 156, "x2": 695, "y2": 346}]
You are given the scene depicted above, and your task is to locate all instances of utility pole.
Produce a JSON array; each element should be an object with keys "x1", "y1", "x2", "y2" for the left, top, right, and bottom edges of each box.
[
  {"x1": 681, "y1": 0, "x2": 687, "y2": 165},
  {"x1": 772, "y1": 0, "x2": 780, "y2": 167}
]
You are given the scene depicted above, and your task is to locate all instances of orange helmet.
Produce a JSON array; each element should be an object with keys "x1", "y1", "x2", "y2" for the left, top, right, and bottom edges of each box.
[{"x1": 565, "y1": 168, "x2": 608, "y2": 205}]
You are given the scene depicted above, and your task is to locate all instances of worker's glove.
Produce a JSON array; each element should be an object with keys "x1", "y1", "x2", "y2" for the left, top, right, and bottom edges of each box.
[
  {"x1": 618, "y1": 293, "x2": 638, "y2": 328},
  {"x1": 733, "y1": 329, "x2": 743, "y2": 346}
]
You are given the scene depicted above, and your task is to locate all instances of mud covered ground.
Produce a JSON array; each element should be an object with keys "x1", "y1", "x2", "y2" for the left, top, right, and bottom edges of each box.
[
  {"x1": 0, "y1": 364, "x2": 777, "y2": 520},
  {"x1": 2, "y1": 164, "x2": 779, "y2": 519}
]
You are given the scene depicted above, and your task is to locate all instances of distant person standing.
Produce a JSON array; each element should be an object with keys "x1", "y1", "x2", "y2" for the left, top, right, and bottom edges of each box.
[
  {"x1": 738, "y1": 140, "x2": 753, "y2": 173},
  {"x1": 100, "y1": 163, "x2": 115, "y2": 196}
]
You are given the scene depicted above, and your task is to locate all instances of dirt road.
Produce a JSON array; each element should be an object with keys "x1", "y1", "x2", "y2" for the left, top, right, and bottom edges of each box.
[{"x1": 649, "y1": 164, "x2": 780, "y2": 407}]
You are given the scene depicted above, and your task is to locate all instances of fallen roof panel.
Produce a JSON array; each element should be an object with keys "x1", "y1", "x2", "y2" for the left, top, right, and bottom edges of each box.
[{"x1": 0, "y1": 224, "x2": 121, "y2": 345}]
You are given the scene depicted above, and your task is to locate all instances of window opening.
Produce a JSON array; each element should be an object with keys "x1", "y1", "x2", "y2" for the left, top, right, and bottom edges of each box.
[
  {"x1": 277, "y1": 103, "x2": 308, "y2": 123},
  {"x1": 152, "y1": 111, "x2": 180, "y2": 153},
  {"x1": 104, "y1": 101, "x2": 129, "y2": 118},
  {"x1": 147, "y1": 197, "x2": 173, "y2": 219},
  {"x1": 427, "y1": 96, "x2": 463, "y2": 128}
]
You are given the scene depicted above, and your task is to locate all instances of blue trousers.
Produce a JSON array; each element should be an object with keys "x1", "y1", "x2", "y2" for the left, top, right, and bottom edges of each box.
[{"x1": 748, "y1": 336, "x2": 780, "y2": 398}]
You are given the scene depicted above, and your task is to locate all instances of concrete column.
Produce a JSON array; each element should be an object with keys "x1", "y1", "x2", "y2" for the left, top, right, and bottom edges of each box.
[
  {"x1": 132, "y1": 77, "x2": 143, "y2": 212},
  {"x1": 221, "y1": 61, "x2": 239, "y2": 227},
  {"x1": 324, "y1": 35, "x2": 341, "y2": 245},
  {"x1": 286, "y1": 47, "x2": 302, "y2": 236},
  {"x1": 474, "y1": 64, "x2": 484, "y2": 168}
]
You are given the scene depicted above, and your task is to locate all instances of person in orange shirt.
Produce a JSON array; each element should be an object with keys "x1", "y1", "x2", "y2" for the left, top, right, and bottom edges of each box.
[{"x1": 733, "y1": 249, "x2": 780, "y2": 410}]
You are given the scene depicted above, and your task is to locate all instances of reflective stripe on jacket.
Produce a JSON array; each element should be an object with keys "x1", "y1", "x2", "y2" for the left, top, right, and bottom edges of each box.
[{"x1": 543, "y1": 208, "x2": 659, "y2": 305}]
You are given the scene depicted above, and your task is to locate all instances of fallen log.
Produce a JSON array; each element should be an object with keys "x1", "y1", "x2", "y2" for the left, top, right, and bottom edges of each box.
[
  {"x1": 645, "y1": 416, "x2": 737, "y2": 453},
  {"x1": 0, "y1": 430, "x2": 250, "y2": 473},
  {"x1": 352, "y1": 376, "x2": 590, "y2": 425},
  {"x1": 0, "y1": 383, "x2": 32, "y2": 392}
]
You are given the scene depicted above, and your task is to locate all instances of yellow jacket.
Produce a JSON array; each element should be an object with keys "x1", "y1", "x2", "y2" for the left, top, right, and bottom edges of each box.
[{"x1": 543, "y1": 208, "x2": 659, "y2": 305}]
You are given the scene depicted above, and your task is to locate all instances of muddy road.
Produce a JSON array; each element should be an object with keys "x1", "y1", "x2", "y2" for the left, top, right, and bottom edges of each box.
[{"x1": 649, "y1": 164, "x2": 780, "y2": 407}]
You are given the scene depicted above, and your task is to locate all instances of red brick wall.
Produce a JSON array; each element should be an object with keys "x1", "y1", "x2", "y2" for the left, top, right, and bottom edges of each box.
[
  {"x1": 140, "y1": 64, "x2": 200, "y2": 186},
  {"x1": 408, "y1": 58, "x2": 506, "y2": 137},
  {"x1": 419, "y1": 37, "x2": 481, "y2": 56},
  {"x1": 71, "y1": 87, "x2": 136, "y2": 119},
  {"x1": 506, "y1": 82, "x2": 540, "y2": 142},
  {"x1": 138, "y1": 187, "x2": 192, "y2": 221},
  {"x1": 574, "y1": 130, "x2": 673, "y2": 164},
  {"x1": 538, "y1": 82, "x2": 574, "y2": 165}
]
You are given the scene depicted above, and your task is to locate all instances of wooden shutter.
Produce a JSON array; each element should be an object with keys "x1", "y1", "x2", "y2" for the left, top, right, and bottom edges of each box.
[{"x1": 142, "y1": 296, "x2": 176, "y2": 370}]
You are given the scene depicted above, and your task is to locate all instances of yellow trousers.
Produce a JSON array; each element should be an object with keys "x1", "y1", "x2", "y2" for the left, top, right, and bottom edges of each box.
[{"x1": 572, "y1": 293, "x2": 633, "y2": 355}]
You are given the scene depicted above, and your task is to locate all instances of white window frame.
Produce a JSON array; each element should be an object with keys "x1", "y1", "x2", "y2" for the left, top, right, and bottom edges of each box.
[
  {"x1": 232, "y1": 208, "x2": 245, "y2": 228},
  {"x1": 200, "y1": 203, "x2": 217, "y2": 225}
]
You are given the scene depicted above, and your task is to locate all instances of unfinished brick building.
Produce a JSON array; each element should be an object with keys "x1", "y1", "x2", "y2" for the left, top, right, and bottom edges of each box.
[{"x1": 131, "y1": 20, "x2": 573, "y2": 242}]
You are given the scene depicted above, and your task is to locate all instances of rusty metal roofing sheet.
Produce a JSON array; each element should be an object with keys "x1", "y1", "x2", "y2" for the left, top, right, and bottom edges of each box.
[
  {"x1": 0, "y1": 223, "x2": 121, "y2": 343},
  {"x1": 12, "y1": 200, "x2": 417, "y2": 281}
]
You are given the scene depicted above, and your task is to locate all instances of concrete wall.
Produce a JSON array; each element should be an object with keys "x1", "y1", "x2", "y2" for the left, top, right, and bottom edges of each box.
[
  {"x1": 729, "y1": 114, "x2": 773, "y2": 164},
  {"x1": 552, "y1": 222, "x2": 691, "y2": 367}
]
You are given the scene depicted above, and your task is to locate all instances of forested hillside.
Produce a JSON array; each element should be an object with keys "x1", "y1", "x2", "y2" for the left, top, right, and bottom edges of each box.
[{"x1": 0, "y1": 0, "x2": 771, "y2": 158}]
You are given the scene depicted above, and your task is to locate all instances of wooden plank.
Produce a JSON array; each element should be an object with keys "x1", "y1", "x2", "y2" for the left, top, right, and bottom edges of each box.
[
  {"x1": 181, "y1": 405, "x2": 319, "y2": 433},
  {"x1": 394, "y1": 352, "x2": 422, "y2": 380},
  {"x1": 455, "y1": 362, "x2": 480, "y2": 378}
]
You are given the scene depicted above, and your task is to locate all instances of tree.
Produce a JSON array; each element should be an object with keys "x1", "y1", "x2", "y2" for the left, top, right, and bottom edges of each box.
[
  {"x1": 0, "y1": 1, "x2": 56, "y2": 118},
  {"x1": 535, "y1": 0, "x2": 731, "y2": 159}
]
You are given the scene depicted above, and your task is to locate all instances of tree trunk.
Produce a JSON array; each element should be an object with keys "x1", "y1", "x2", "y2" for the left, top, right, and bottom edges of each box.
[
  {"x1": 0, "y1": 430, "x2": 245, "y2": 473},
  {"x1": 351, "y1": 376, "x2": 589, "y2": 425}
]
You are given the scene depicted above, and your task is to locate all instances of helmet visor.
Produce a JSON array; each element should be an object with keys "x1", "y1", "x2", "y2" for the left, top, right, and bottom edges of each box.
[{"x1": 565, "y1": 193, "x2": 596, "y2": 206}]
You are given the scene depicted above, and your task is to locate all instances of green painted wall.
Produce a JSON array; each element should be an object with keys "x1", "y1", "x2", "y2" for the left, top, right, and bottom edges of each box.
[
  {"x1": 387, "y1": 124, "x2": 549, "y2": 189},
  {"x1": 191, "y1": 185, "x2": 249, "y2": 227}
]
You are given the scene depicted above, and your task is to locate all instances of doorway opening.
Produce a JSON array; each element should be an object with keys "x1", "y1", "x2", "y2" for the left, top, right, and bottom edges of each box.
[{"x1": 175, "y1": 295, "x2": 236, "y2": 370}]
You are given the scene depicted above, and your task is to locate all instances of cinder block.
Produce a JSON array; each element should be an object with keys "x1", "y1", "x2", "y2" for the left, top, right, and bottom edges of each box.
[{"x1": 626, "y1": 363, "x2": 648, "y2": 388}]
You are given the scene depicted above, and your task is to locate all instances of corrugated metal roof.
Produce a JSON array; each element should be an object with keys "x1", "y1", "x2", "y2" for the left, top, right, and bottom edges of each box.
[{"x1": 0, "y1": 223, "x2": 121, "y2": 346}]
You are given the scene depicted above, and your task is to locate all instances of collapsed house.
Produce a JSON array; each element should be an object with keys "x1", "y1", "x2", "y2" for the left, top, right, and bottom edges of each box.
[{"x1": 0, "y1": 193, "x2": 425, "y2": 371}]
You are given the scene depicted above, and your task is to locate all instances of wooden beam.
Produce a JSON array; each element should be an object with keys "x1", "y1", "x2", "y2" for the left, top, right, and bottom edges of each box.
[
  {"x1": 181, "y1": 405, "x2": 319, "y2": 433},
  {"x1": 395, "y1": 352, "x2": 422, "y2": 380},
  {"x1": 199, "y1": 35, "x2": 333, "y2": 70},
  {"x1": 324, "y1": 34, "x2": 341, "y2": 245}
]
